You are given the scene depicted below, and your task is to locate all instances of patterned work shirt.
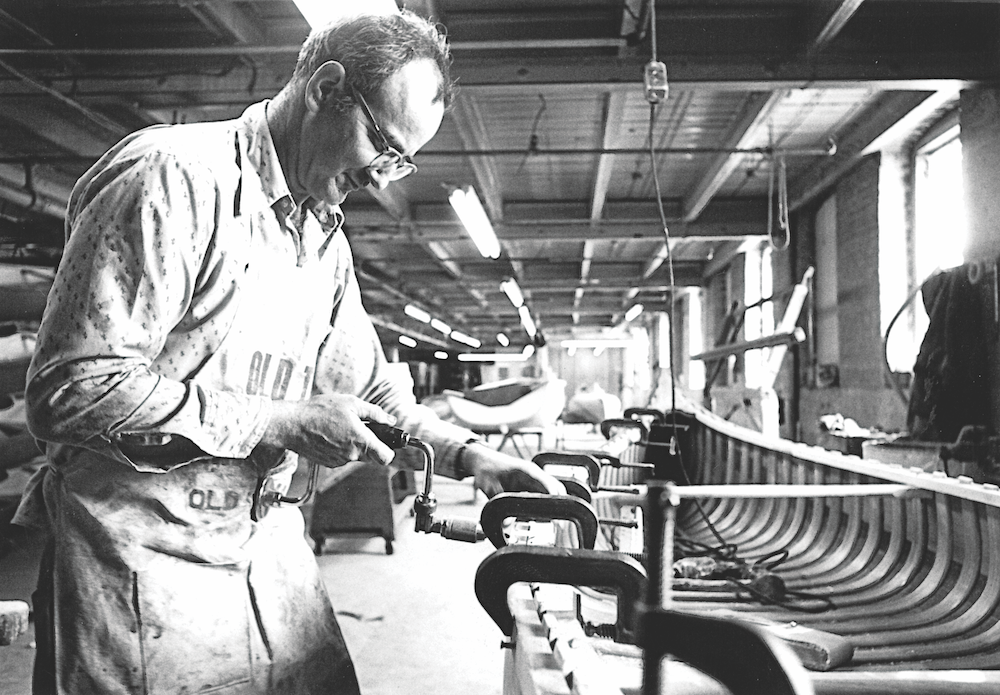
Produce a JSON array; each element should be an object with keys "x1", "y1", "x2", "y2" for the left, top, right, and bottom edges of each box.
[{"x1": 19, "y1": 101, "x2": 470, "y2": 523}]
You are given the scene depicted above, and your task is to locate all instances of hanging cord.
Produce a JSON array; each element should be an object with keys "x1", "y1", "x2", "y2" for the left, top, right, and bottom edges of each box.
[
  {"x1": 883, "y1": 267, "x2": 942, "y2": 408},
  {"x1": 767, "y1": 154, "x2": 791, "y2": 251},
  {"x1": 645, "y1": 77, "x2": 830, "y2": 609},
  {"x1": 516, "y1": 94, "x2": 547, "y2": 174}
]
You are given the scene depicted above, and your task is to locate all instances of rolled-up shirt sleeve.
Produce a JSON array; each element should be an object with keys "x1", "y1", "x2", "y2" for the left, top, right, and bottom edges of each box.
[
  {"x1": 26, "y1": 147, "x2": 272, "y2": 469},
  {"x1": 313, "y1": 253, "x2": 476, "y2": 479}
]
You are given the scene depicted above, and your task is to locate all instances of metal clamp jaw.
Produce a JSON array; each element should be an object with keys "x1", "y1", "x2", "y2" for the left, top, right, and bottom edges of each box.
[{"x1": 474, "y1": 545, "x2": 646, "y2": 642}]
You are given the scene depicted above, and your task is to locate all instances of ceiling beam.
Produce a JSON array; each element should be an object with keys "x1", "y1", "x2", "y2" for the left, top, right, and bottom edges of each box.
[
  {"x1": 347, "y1": 220, "x2": 765, "y2": 243},
  {"x1": 0, "y1": 57, "x2": 977, "y2": 104},
  {"x1": 590, "y1": 90, "x2": 629, "y2": 222}
]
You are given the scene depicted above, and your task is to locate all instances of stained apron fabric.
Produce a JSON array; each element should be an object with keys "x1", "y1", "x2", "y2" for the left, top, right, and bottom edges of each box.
[{"x1": 25, "y1": 159, "x2": 360, "y2": 694}]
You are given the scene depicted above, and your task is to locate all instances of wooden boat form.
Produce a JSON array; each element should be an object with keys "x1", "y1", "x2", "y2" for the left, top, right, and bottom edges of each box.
[{"x1": 477, "y1": 403, "x2": 1000, "y2": 694}]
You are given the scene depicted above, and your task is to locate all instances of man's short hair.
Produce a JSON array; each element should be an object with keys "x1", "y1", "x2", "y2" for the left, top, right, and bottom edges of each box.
[{"x1": 293, "y1": 10, "x2": 455, "y2": 110}]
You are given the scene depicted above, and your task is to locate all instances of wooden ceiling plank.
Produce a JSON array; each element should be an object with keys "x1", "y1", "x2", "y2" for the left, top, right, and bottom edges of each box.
[
  {"x1": 449, "y1": 92, "x2": 504, "y2": 221},
  {"x1": 681, "y1": 91, "x2": 783, "y2": 223}
]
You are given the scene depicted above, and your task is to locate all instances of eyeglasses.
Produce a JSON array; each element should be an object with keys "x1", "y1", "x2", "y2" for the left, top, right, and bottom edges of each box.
[{"x1": 349, "y1": 84, "x2": 417, "y2": 182}]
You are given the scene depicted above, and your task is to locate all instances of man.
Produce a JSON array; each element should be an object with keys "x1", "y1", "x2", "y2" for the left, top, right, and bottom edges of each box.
[{"x1": 15, "y1": 10, "x2": 562, "y2": 694}]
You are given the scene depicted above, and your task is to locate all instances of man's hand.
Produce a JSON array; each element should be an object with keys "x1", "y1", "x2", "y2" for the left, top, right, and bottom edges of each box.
[
  {"x1": 262, "y1": 394, "x2": 397, "y2": 466},
  {"x1": 464, "y1": 446, "x2": 566, "y2": 498}
]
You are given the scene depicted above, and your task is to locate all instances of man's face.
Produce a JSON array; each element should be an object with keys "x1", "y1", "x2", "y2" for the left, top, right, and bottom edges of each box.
[{"x1": 299, "y1": 58, "x2": 444, "y2": 206}]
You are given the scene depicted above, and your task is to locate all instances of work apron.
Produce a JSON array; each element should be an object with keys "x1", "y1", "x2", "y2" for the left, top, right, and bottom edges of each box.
[{"x1": 31, "y1": 201, "x2": 358, "y2": 694}]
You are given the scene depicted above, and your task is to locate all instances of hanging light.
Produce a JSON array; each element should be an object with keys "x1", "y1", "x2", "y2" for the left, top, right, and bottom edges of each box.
[
  {"x1": 450, "y1": 330, "x2": 482, "y2": 348},
  {"x1": 404, "y1": 304, "x2": 432, "y2": 323},
  {"x1": 522, "y1": 344, "x2": 535, "y2": 358},
  {"x1": 625, "y1": 304, "x2": 644, "y2": 322},
  {"x1": 518, "y1": 305, "x2": 537, "y2": 338},
  {"x1": 449, "y1": 186, "x2": 501, "y2": 259},
  {"x1": 434, "y1": 351, "x2": 449, "y2": 360},
  {"x1": 398, "y1": 335, "x2": 417, "y2": 348},
  {"x1": 496, "y1": 332, "x2": 510, "y2": 347},
  {"x1": 500, "y1": 277, "x2": 524, "y2": 308},
  {"x1": 430, "y1": 318, "x2": 452, "y2": 335}
]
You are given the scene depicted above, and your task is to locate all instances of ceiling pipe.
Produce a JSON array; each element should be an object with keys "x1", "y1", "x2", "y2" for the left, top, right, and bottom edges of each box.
[
  {"x1": 0, "y1": 179, "x2": 67, "y2": 218},
  {"x1": 9, "y1": 143, "x2": 836, "y2": 166},
  {"x1": 421, "y1": 144, "x2": 837, "y2": 157}
]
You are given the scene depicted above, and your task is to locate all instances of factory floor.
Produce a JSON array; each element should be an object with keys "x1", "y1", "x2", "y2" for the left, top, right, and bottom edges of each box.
[{"x1": 0, "y1": 424, "x2": 605, "y2": 695}]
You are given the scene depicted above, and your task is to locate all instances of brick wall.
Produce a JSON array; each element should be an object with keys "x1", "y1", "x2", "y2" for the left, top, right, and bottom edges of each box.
[{"x1": 835, "y1": 153, "x2": 885, "y2": 388}]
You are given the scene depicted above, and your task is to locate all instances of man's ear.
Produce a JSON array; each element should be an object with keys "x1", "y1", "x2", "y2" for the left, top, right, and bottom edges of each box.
[{"x1": 305, "y1": 60, "x2": 347, "y2": 113}]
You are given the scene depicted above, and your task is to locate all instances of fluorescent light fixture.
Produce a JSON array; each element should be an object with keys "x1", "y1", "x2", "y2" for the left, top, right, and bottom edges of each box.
[
  {"x1": 518, "y1": 305, "x2": 537, "y2": 338},
  {"x1": 625, "y1": 304, "x2": 644, "y2": 322},
  {"x1": 496, "y1": 332, "x2": 510, "y2": 347},
  {"x1": 404, "y1": 304, "x2": 432, "y2": 323},
  {"x1": 434, "y1": 350, "x2": 449, "y2": 360},
  {"x1": 450, "y1": 330, "x2": 482, "y2": 348},
  {"x1": 449, "y1": 186, "x2": 501, "y2": 259},
  {"x1": 398, "y1": 335, "x2": 417, "y2": 348},
  {"x1": 430, "y1": 318, "x2": 451, "y2": 335},
  {"x1": 292, "y1": 0, "x2": 398, "y2": 28},
  {"x1": 500, "y1": 278, "x2": 524, "y2": 308},
  {"x1": 522, "y1": 344, "x2": 535, "y2": 357},
  {"x1": 458, "y1": 352, "x2": 529, "y2": 362}
]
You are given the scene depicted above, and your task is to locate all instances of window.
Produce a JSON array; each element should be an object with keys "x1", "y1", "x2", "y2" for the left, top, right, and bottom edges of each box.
[
  {"x1": 744, "y1": 242, "x2": 774, "y2": 389},
  {"x1": 915, "y1": 123, "x2": 965, "y2": 278},
  {"x1": 687, "y1": 288, "x2": 706, "y2": 390},
  {"x1": 882, "y1": 115, "x2": 964, "y2": 375}
]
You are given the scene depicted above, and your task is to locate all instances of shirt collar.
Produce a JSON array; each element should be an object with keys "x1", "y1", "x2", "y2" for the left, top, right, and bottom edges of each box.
[{"x1": 235, "y1": 101, "x2": 344, "y2": 237}]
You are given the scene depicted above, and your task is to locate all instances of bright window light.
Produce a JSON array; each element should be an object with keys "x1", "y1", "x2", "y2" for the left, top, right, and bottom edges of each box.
[
  {"x1": 624, "y1": 304, "x2": 643, "y2": 322},
  {"x1": 518, "y1": 305, "x2": 537, "y2": 338},
  {"x1": 450, "y1": 330, "x2": 482, "y2": 348},
  {"x1": 434, "y1": 351, "x2": 448, "y2": 360},
  {"x1": 916, "y1": 127, "x2": 966, "y2": 275},
  {"x1": 398, "y1": 335, "x2": 417, "y2": 348},
  {"x1": 449, "y1": 186, "x2": 501, "y2": 259},
  {"x1": 743, "y1": 242, "x2": 773, "y2": 389},
  {"x1": 500, "y1": 278, "x2": 524, "y2": 308},
  {"x1": 292, "y1": 0, "x2": 398, "y2": 28},
  {"x1": 496, "y1": 332, "x2": 510, "y2": 347},
  {"x1": 404, "y1": 304, "x2": 432, "y2": 323},
  {"x1": 688, "y1": 288, "x2": 705, "y2": 390},
  {"x1": 430, "y1": 318, "x2": 451, "y2": 335}
]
